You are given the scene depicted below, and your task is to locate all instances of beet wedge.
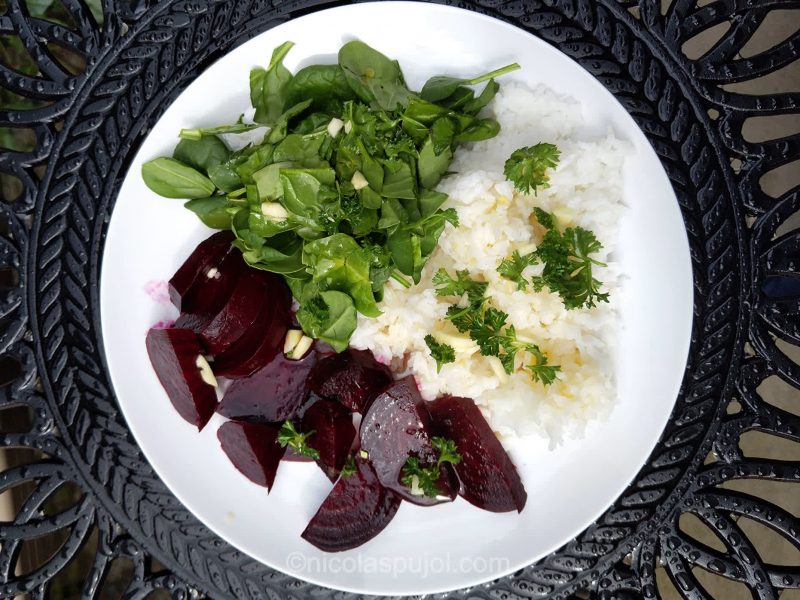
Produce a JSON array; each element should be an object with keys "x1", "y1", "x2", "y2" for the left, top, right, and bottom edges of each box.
[
  {"x1": 360, "y1": 376, "x2": 457, "y2": 506},
  {"x1": 301, "y1": 456, "x2": 401, "y2": 552},
  {"x1": 146, "y1": 328, "x2": 217, "y2": 430},
  {"x1": 213, "y1": 274, "x2": 292, "y2": 378},
  {"x1": 217, "y1": 420, "x2": 285, "y2": 491},
  {"x1": 306, "y1": 349, "x2": 392, "y2": 413},
  {"x1": 169, "y1": 231, "x2": 234, "y2": 311},
  {"x1": 428, "y1": 395, "x2": 527, "y2": 513},
  {"x1": 217, "y1": 347, "x2": 321, "y2": 423},
  {"x1": 302, "y1": 399, "x2": 356, "y2": 482},
  {"x1": 190, "y1": 268, "x2": 267, "y2": 356},
  {"x1": 174, "y1": 248, "x2": 244, "y2": 333}
]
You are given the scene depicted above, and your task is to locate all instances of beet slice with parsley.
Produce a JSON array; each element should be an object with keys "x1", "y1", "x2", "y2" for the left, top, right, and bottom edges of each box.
[
  {"x1": 360, "y1": 375, "x2": 457, "y2": 506},
  {"x1": 213, "y1": 274, "x2": 292, "y2": 378},
  {"x1": 174, "y1": 248, "x2": 244, "y2": 333},
  {"x1": 302, "y1": 399, "x2": 356, "y2": 482},
  {"x1": 168, "y1": 231, "x2": 234, "y2": 312},
  {"x1": 301, "y1": 456, "x2": 401, "y2": 552},
  {"x1": 145, "y1": 328, "x2": 217, "y2": 430},
  {"x1": 306, "y1": 348, "x2": 392, "y2": 413},
  {"x1": 428, "y1": 395, "x2": 527, "y2": 513},
  {"x1": 218, "y1": 347, "x2": 322, "y2": 423},
  {"x1": 217, "y1": 420, "x2": 285, "y2": 490}
]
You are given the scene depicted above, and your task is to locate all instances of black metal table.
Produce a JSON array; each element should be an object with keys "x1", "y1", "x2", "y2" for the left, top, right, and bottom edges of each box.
[{"x1": 1, "y1": 0, "x2": 798, "y2": 598}]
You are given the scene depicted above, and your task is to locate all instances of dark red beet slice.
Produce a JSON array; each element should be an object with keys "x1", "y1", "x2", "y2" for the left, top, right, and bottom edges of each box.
[
  {"x1": 360, "y1": 376, "x2": 457, "y2": 506},
  {"x1": 302, "y1": 399, "x2": 356, "y2": 482},
  {"x1": 217, "y1": 420, "x2": 285, "y2": 490},
  {"x1": 301, "y1": 457, "x2": 401, "y2": 552},
  {"x1": 145, "y1": 328, "x2": 217, "y2": 430},
  {"x1": 169, "y1": 231, "x2": 234, "y2": 311},
  {"x1": 191, "y1": 268, "x2": 267, "y2": 355},
  {"x1": 174, "y1": 248, "x2": 244, "y2": 333},
  {"x1": 213, "y1": 274, "x2": 292, "y2": 378},
  {"x1": 428, "y1": 395, "x2": 527, "y2": 513},
  {"x1": 217, "y1": 348, "x2": 322, "y2": 423},
  {"x1": 306, "y1": 349, "x2": 392, "y2": 413}
]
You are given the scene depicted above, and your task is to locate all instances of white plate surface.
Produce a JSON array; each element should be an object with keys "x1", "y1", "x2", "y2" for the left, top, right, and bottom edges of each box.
[{"x1": 100, "y1": 3, "x2": 693, "y2": 595}]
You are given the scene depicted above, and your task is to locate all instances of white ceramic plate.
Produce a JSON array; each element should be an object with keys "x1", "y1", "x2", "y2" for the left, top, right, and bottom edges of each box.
[{"x1": 101, "y1": 2, "x2": 693, "y2": 595}]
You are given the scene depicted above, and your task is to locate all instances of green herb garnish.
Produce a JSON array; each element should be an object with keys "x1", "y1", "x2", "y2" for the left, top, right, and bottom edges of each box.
[
  {"x1": 434, "y1": 269, "x2": 560, "y2": 385},
  {"x1": 340, "y1": 455, "x2": 357, "y2": 478},
  {"x1": 277, "y1": 421, "x2": 320, "y2": 459},
  {"x1": 497, "y1": 250, "x2": 538, "y2": 291},
  {"x1": 504, "y1": 142, "x2": 560, "y2": 195},
  {"x1": 143, "y1": 41, "x2": 518, "y2": 352},
  {"x1": 530, "y1": 210, "x2": 609, "y2": 310},
  {"x1": 400, "y1": 437, "x2": 462, "y2": 497},
  {"x1": 432, "y1": 268, "x2": 488, "y2": 306},
  {"x1": 497, "y1": 208, "x2": 609, "y2": 310},
  {"x1": 424, "y1": 335, "x2": 456, "y2": 372}
]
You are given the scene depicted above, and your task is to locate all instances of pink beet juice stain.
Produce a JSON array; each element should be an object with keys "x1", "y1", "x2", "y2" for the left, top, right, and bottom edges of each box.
[{"x1": 143, "y1": 279, "x2": 171, "y2": 303}]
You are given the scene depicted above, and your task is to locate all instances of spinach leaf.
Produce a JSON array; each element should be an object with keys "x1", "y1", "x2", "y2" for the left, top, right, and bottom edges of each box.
[
  {"x1": 142, "y1": 157, "x2": 216, "y2": 199},
  {"x1": 378, "y1": 197, "x2": 406, "y2": 230},
  {"x1": 417, "y1": 137, "x2": 453, "y2": 189},
  {"x1": 463, "y1": 79, "x2": 500, "y2": 115},
  {"x1": 208, "y1": 163, "x2": 242, "y2": 192},
  {"x1": 455, "y1": 118, "x2": 500, "y2": 142},
  {"x1": 420, "y1": 63, "x2": 519, "y2": 102},
  {"x1": 253, "y1": 161, "x2": 293, "y2": 200},
  {"x1": 179, "y1": 123, "x2": 260, "y2": 140},
  {"x1": 173, "y1": 136, "x2": 230, "y2": 173},
  {"x1": 184, "y1": 197, "x2": 231, "y2": 229},
  {"x1": 286, "y1": 64, "x2": 355, "y2": 110},
  {"x1": 338, "y1": 41, "x2": 412, "y2": 111},
  {"x1": 235, "y1": 144, "x2": 275, "y2": 183},
  {"x1": 302, "y1": 233, "x2": 380, "y2": 317},
  {"x1": 296, "y1": 290, "x2": 356, "y2": 353},
  {"x1": 387, "y1": 229, "x2": 423, "y2": 282},
  {"x1": 233, "y1": 230, "x2": 306, "y2": 275},
  {"x1": 265, "y1": 98, "x2": 313, "y2": 144},
  {"x1": 251, "y1": 41, "x2": 295, "y2": 125},
  {"x1": 273, "y1": 133, "x2": 326, "y2": 167},
  {"x1": 381, "y1": 159, "x2": 416, "y2": 199},
  {"x1": 418, "y1": 189, "x2": 448, "y2": 217}
]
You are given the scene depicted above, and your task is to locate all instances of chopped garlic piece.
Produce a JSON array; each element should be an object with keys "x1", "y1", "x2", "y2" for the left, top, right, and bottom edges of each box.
[
  {"x1": 195, "y1": 355, "x2": 218, "y2": 387},
  {"x1": 487, "y1": 356, "x2": 508, "y2": 382},
  {"x1": 351, "y1": 170, "x2": 369, "y2": 190},
  {"x1": 287, "y1": 335, "x2": 313, "y2": 360},
  {"x1": 327, "y1": 117, "x2": 344, "y2": 138},
  {"x1": 283, "y1": 329, "x2": 303, "y2": 355},
  {"x1": 261, "y1": 202, "x2": 288, "y2": 221}
]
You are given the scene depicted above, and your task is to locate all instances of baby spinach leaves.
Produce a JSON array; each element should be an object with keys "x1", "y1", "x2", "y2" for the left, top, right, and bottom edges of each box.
[
  {"x1": 141, "y1": 158, "x2": 215, "y2": 199},
  {"x1": 142, "y1": 40, "x2": 517, "y2": 351}
]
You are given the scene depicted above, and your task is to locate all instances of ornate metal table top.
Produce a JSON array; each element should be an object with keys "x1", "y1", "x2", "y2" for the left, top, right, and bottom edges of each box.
[{"x1": 0, "y1": 0, "x2": 798, "y2": 598}]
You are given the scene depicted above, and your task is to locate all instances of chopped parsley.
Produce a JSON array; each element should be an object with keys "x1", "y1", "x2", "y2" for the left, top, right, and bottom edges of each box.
[
  {"x1": 497, "y1": 250, "x2": 538, "y2": 291},
  {"x1": 424, "y1": 335, "x2": 456, "y2": 372},
  {"x1": 498, "y1": 209, "x2": 609, "y2": 310},
  {"x1": 277, "y1": 420, "x2": 320, "y2": 459},
  {"x1": 504, "y1": 143, "x2": 560, "y2": 195},
  {"x1": 400, "y1": 437, "x2": 462, "y2": 497},
  {"x1": 340, "y1": 455, "x2": 357, "y2": 478},
  {"x1": 434, "y1": 269, "x2": 560, "y2": 385}
]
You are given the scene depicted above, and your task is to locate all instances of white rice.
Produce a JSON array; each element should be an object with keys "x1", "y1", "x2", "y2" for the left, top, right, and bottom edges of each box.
[{"x1": 350, "y1": 81, "x2": 630, "y2": 444}]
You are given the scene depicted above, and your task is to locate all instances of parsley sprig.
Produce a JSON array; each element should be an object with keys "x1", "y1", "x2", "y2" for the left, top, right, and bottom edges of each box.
[
  {"x1": 433, "y1": 270, "x2": 560, "y2": 385},
  {"x1": 498, "y1": 208, "x2": 609, "y2": 310},
  {"x1": 497, "y1": 250, "x2": 538, "y2": 291},
  {"x1": 277, "y1": 420, "x2": 320, "y2": 459},
  {"x1": 504, "y1": 143, "x2": 560, "y2": 195},
  {"x1": 424, "y1": 335, "x2": 456, "y2": 372},
  {"x1": 400, "y1": 437, "x2": 461, "y2": 497}
]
